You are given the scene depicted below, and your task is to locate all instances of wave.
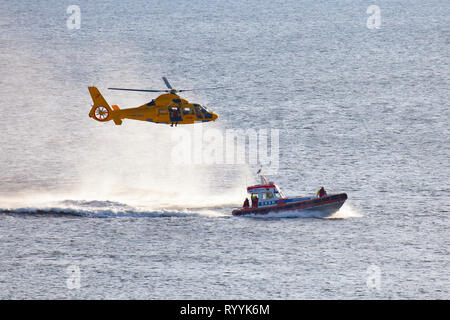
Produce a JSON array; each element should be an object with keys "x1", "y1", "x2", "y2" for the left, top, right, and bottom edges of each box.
[{"x1": 0, "y1": 207, "x2": 191, "y2": 218}]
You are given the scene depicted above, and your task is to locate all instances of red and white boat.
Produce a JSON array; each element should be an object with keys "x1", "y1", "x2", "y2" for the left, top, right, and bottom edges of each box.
[{"x1": 232, "y1": 171, "x2": 347, "y2": 217}]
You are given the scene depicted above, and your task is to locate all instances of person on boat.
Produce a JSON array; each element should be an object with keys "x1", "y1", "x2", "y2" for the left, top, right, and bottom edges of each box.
[
  {"x1": 243, "y1": 198, "x2": 249, "y2": 208},
  {"x1": 251, "y1": 194, "x2": 258, "y2": 208},
  {"x1": 317, "y1": 187, "x2": 327, "y2": 198}
]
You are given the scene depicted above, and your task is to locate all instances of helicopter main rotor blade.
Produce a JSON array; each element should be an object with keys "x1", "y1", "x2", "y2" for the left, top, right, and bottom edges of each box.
[
  {"x1": 177, "y1": 86, "x2": 226, "y2": 92},
  {"x1": 108, "y1": 88, "x2": 169, "y2": 92},
  {"x1": 162, "y1": 77, "x2": 173, "y2": 90}
]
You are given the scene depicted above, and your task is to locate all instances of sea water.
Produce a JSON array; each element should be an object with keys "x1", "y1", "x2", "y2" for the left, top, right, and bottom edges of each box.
[{"x1": 0, "y1": 0, "x2": 448, "y2": 299}]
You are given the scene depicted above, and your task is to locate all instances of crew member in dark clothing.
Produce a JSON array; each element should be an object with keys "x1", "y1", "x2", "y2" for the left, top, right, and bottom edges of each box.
[
  {"x1": 243, "y1": 198, "x2": 249, "y2": 208},
  {"x1": 173, "y1": 108, "x2": 179, "y2": 127},
  {"x1": 170, "y1": 108, "x2": 175, "y2": 127},
  {"x1": 317, "y1": 187, "x2": 327, "y2": 198},
  {"x1": 170, "y1": 107, "x2": 180, "y2": 127}
]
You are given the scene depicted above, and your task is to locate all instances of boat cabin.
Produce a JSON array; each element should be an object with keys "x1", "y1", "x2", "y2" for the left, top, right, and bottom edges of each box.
[{"x1": 247, "y1": 183, "x2": 285, "y2": 207}]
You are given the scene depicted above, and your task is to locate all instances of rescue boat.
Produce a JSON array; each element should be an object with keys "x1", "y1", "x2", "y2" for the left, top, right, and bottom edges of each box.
[{"x1": 232, "y1": 171, "x2": 347, "y2": 217}]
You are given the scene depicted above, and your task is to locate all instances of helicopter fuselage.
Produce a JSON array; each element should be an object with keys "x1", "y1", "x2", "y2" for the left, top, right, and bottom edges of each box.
[{"x1": 88, "y1": 88, "x2": 218, "y2": 126}]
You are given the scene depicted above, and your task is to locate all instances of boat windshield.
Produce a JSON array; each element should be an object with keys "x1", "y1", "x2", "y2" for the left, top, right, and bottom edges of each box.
[{"x1": 274, "y1": 188, "x2": 285, "y2": 198}]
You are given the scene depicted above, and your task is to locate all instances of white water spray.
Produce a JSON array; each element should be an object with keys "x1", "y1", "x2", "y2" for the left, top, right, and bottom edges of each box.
[{"x1": 0, "y1": 42, "x2": 252, "y2": 215}]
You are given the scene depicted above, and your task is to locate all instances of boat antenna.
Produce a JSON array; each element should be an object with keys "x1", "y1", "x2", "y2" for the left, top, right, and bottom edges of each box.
[{"x1": 257, "y1": 168, "x2": 269, "y2": 185}]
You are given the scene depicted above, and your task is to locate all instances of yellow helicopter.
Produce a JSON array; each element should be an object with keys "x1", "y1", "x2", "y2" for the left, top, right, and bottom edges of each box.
[{"x1": 88, "y1": 77, "x2": 219, "y2": 126}]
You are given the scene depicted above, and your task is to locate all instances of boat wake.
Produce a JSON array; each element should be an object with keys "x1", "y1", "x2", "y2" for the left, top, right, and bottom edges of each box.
[{"x1": 0, "y1": 199, "x2": 229, "y2": 218}]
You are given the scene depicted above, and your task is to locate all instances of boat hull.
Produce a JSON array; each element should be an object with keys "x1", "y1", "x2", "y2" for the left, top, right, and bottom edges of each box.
[{"x1": 232, "y1": 193, "x2": 347, "y2": 217}]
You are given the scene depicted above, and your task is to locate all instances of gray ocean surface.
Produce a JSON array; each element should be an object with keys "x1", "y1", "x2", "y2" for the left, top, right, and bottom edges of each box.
[{"x1": 0, "y1": 0, "x2": 449, "y2": 299}]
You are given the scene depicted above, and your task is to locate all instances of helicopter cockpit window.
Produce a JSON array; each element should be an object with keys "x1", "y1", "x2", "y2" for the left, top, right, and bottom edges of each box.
[
  {"x1": 204, "y1": 109, "x2": 213, "y2": 119},
  {"x1": 194, "y1": 107, "x2": 203, "y2": 119},
  {"x1": 183, "y1": 107, "x2": 194, "y2": 115}
]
